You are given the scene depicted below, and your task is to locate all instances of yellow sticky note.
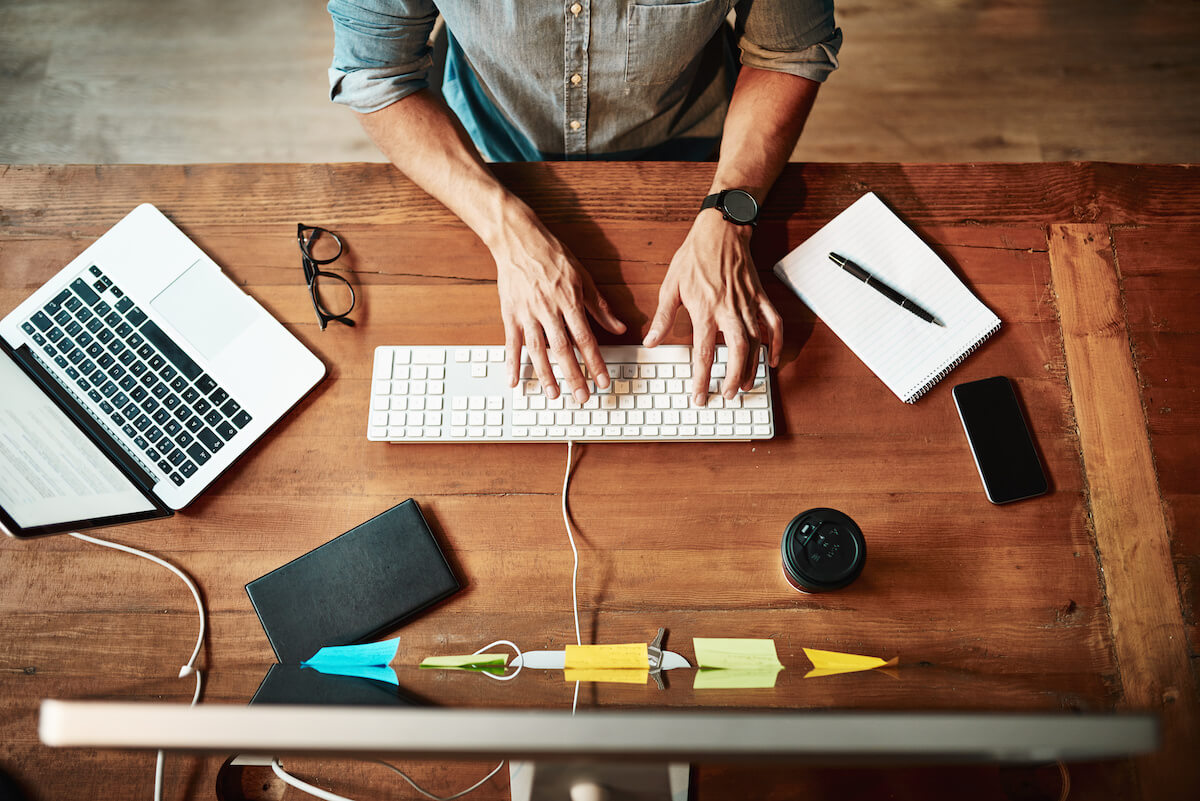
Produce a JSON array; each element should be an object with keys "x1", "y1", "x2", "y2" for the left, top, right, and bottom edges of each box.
[
  {"x1": 803, "y1": 648, "x2": 897, "y2": 678},
  {"x1": 693, "y1": 667, "x2": 782, "y2": 690},
  {"x1": 693, "y1": 638, "x2": 784, "y2": 670},
  {"x1": 564, "y1": 668, "x2": 648, "y2": 685},
  {"x1": 419, "y1": 653, "x2": 509, "y2": 669},
  {"x1": 564, "y1": 643, "x2": 648, "y2": 670}
]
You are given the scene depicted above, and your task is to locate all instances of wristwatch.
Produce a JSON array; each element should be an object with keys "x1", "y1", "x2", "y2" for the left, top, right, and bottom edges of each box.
[{"x1": 700, "y1": 189, "x2": 759, "y2": 226}]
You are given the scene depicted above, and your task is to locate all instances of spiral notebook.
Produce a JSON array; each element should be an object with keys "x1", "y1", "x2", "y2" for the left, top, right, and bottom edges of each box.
[{"x1": 773, "y1": 193, "x2": 1000, "y2": 403}]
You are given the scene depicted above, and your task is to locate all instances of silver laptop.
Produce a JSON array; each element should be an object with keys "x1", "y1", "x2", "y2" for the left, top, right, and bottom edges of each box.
[{"x1": 0, "y1": 204, "x2": 325, "y2": 537}]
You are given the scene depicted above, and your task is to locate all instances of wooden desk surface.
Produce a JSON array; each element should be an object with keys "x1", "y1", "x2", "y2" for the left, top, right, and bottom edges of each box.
[{"x1": 0, "y1": 163, "x2": 1196, "y2": 800}]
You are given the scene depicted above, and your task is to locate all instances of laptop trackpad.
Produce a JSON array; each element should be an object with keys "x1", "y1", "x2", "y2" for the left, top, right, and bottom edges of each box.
[{"x1": 152, "y1": 261, "x2": 257, "y2": 361}]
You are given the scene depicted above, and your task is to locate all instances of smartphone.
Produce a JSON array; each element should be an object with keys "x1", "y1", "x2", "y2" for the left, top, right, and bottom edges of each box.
[{"x1": 952, "y1": 376, "x2": 1048, "y2": 504}]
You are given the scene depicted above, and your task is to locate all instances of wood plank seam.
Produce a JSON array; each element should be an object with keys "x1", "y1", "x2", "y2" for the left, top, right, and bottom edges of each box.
[{"x1": 1049, "y1": 223, "x2": 1199, "y2": 800}]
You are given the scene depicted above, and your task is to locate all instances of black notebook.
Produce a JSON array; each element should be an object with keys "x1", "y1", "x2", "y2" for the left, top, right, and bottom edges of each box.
[{"x1": 246, "y1": 499, "x2": 461, "y2": 663}]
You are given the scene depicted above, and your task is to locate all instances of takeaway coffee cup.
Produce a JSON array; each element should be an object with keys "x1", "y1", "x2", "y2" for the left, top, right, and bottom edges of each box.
[{"x1": 781, "y1": 508, "x2": 866, "y2": 593}]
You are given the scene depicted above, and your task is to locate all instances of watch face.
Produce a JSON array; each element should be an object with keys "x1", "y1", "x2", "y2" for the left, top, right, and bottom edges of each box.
[{"x1": 722, "y1": 190, "x2": 758, "y2": 224}]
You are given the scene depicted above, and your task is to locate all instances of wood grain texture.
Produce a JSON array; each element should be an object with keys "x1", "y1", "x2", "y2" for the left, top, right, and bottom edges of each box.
[
  {"x1": 1048, "y1": 225, "x2": 1200, "y2": 800},
  {"x1": 0, "y1": 163, "x2": 1194, "y2": 799}
]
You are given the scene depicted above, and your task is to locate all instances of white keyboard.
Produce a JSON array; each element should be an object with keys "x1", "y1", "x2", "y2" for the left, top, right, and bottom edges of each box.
[{"x1": 367, "y1": 345, "x2": 774, "y2": 443}]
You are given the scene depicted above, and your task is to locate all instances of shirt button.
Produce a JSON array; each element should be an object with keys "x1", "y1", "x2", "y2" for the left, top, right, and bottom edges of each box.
[
  {"x1": 570, "y1": 3, "x2": 582, "y2": 15},
  {"x1": 569, "y1": 120, "x2": 582, "y2": 131},
  {"x1": 570, "y1": 73, "x2": 582, "y2": 86}
]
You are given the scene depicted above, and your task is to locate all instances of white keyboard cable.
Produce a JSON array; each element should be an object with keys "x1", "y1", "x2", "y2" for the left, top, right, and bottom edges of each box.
[
  {"x1": 562, "y1": 440, "x2": 583, "y2": 714},
  {"x1": 68, "y1": 531, "x2": 205, "y2": 801},
  {"x1": 270, "y1": 440, "x2": 585, "y2": 799}
]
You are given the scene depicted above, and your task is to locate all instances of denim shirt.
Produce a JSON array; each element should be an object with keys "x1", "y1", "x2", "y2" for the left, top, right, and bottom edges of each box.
[{"x1": 327, "y1": 1, "x2": 841, "y2": 162}]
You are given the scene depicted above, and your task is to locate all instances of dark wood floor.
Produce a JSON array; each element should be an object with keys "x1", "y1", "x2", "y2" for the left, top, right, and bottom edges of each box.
[{"x1": 0, "y1": 0, "x2": 1197, "y2": 164}]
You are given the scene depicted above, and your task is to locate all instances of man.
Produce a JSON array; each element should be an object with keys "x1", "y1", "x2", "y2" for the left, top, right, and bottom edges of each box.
[{"x1": 327, "y1": 1, "x2": 840, "y2": 405}]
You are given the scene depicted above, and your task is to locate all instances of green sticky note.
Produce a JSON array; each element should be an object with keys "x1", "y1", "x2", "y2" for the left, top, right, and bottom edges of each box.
[
  {"x1": 419, "y1": 653, "x2": 508, "y2": 670},
  {"x1": 693, "y1": 638, "x2": 784, "y2": 670},
  {"x1": 693, "y1": 667, "x2": 782, "y2": 690}
]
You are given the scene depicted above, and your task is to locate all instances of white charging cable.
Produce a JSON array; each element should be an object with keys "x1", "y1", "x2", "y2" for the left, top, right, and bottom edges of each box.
[{"x1": 68, "y1": 531, "x2": 205, "y2": 801}]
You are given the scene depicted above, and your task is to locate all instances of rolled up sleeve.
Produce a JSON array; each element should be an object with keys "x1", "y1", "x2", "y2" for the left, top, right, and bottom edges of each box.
[
  {"x1": 327, "y1": 0, "x2": 439, "y2": 113},
  {"x1": 734, "y1": 0, "x2": 842, "y2": 83}
]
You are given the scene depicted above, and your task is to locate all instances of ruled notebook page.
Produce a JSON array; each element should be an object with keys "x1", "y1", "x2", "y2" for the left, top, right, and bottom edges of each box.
[{"x1": 773, "y1": 193, "x2": 1000, "y2": 403}]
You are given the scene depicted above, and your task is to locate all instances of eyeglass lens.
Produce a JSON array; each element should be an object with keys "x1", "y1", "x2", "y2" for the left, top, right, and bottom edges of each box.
[
  {"x1": 303, "y1": 228, "x2": 343, "y2": 263},
  {"x1": 311, "y1": 272, "x2": 355, "y2": 317}
]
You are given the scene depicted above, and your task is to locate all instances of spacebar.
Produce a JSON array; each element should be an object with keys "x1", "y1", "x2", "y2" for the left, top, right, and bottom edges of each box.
[{"x1": 139, "y1": 319, "x2": 203, "y2": 381}]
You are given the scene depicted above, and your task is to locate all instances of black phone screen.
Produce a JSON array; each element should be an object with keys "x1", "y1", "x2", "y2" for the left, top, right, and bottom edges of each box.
[{"x1": 952, "y1": 376, "x2": 1048, "y2": 504}]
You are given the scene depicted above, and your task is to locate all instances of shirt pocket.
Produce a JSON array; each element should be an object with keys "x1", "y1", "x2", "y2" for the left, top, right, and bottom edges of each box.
[{"x1": 626, "y1": 0, "x2": 727, "y2": 86}]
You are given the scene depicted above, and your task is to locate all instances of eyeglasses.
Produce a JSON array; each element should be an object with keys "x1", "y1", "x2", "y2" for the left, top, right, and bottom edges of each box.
[{"x1": 298, "y1": 224, "x2": 356, "y2": 330}]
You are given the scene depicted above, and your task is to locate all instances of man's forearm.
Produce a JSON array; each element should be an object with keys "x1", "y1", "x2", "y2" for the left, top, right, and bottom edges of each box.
[
  {"x1": 708, "y1": 67, "x2": 822, "y2": 200},
  {"x1": 357, "y1": 90, "x2": 534, "y2": 249}
]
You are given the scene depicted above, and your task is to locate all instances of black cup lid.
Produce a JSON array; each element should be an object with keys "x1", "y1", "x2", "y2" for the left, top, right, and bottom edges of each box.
[{"x1": 782, "y1": 508, "x2": 865, "y2": 592}]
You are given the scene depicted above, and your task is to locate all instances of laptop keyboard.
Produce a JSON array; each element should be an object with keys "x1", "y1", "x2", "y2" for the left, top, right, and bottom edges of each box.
[{"x1": 20, "y1": 265, "x2": 253, "y2": 487}]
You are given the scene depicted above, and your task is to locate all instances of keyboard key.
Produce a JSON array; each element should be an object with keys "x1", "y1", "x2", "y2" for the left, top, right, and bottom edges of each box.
[
  {"x1": 116, "y1": 296, "x2": 134, "y2": 314},
  {"x1": 216, "y1": 421, "x2": 237, "y2": 441},
  {"x1": 232, "y1": 410, "x2": 252, "y2": 428},
  {"x1": 187, "y1": 442, "x2": 212, "y2": 465},
  {"x1": 209, "y1": 387, "x2": 229, "y2": 406},
  {"x1": 169, "y1": 472, "x2": 185, "y2": 486},
  {"x1": 70, "y1": 278, "x2": 99, "y2": 305},
  {"x1": 220, "y1": 398, "x2": 240, "y2": 417},
  {"x1": 139, "y1": 318, "x2": 201, "y2": 380},
  {"x1": 126, "y1": 306, "x2": 147, "y2": 326},
  {"x1": 31, "y1": 311, "x2": 52, "y2": 331},
  {"x1": 197, "y1": 427, "x2": 223, "y2": 453},
  {"x1": 45, "y1": 288, "x2": 71, "y2": 314},
  {"x1": 196, "y1": 374, "x2": 217, "y2": 395},
  {"x1": 180, "y1": 460, "x2": 198, "y2": 478}
]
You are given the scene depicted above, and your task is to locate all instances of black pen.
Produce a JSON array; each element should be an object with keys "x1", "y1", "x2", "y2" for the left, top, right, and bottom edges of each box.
[{"x1": 828, "y1": 252, "x2": 943, "y2": 326}]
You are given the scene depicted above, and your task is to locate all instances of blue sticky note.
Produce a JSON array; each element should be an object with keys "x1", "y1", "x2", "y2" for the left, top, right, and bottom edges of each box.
[
  {"x1": 304, "y1": 663, "x2": 399, "y2": 686},
  {"x1": 302, "y1": 637, "x2": 400, "y2": 668}
]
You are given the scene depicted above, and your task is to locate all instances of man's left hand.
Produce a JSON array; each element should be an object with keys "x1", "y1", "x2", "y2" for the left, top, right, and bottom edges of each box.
[{"x1": 643, "y1": 211, "x2": 783, "y2": 405}]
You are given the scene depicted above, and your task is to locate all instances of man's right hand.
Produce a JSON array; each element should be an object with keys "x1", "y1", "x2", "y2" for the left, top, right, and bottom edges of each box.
[{"x1": 493, "y1": 213, "x2": 626, "y2": 402}]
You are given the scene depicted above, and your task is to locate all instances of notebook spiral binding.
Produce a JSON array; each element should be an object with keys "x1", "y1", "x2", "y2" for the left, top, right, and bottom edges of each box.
[{"x1": 905, "y1": 319, "x2": 1003, "y2": 403}]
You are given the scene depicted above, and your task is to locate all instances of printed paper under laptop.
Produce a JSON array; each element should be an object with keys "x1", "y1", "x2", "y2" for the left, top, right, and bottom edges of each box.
[{"x1": 0, "y1": 204, "x2": 325, "y2": 537}]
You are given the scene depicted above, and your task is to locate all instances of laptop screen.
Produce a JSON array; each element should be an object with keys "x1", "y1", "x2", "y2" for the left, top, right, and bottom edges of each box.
[{"x1": 0, "y1": 347, "x2": 166, "y2": 537}]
